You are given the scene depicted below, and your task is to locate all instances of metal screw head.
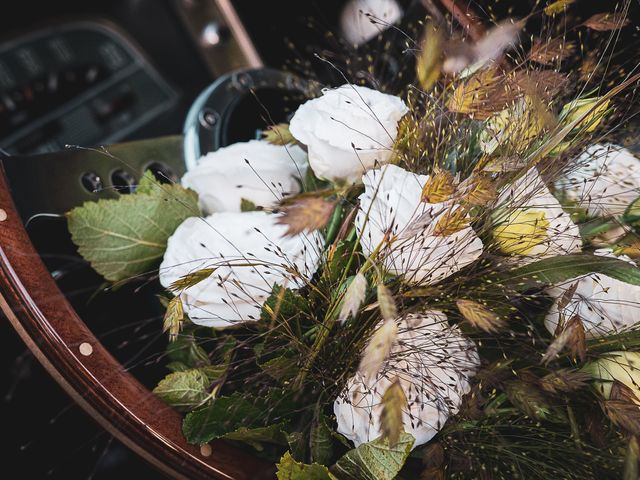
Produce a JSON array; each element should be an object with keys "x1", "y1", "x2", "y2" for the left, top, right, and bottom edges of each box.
[{"x1": 198, "y1": 108, "x2": 219, "y2": 129}]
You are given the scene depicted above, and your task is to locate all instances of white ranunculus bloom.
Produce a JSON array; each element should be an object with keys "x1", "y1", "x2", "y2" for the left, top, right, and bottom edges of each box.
[
  {"x1": 544, "y1": 249, "x2": 640, "y2": 338},
  {"x1": 334, "y1": 311, "x2": 480, "y2": 448},
  {"x1": 355, "y1": 164, "x2": 483, "y2": 285},
  {"x1": 159, "y1": 211, "x2": 323, "y2": 328},
  {"x1": 493, "y1": 167, "x2": 582, "y2": 260},
  {"x1": 556, "y1": 143, "x2": 640, "y2": 218},
  {"x1": 181, "y1": 140, "x2": 307, "y2": 214},
  {"x1": 339, "y1": 0, "x2": 403, "y2": 46},
  {"x1": 289, "y1": 85, "x2": 408, "y2": 183}
]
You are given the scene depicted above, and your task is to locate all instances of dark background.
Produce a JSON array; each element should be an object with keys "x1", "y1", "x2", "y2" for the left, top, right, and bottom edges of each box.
[{"x1": 1, "y1": 0, "x2": 638, "y2": 478}]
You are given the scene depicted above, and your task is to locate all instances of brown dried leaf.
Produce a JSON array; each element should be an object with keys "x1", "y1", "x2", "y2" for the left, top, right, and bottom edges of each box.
[
  {"x1": 611, "y1": 381, "x2": 640, "y2": 404},
  {"x1": 528, "y1": 38, "x2": 576, "y2": 65},
  {"x1": 443, "y1": 19, "x2": 523, "y2": 74},
  {"x1": 169, "y1": 267, "x2": 217, "y2": 291},
  {"x1": 163, "y1": 296, "x2": 184, "y2": 342},
  {"x1": 380, "y1": 379, "x2": 407, "y2": 448},
  {"x1": 460, "y1": 174, "x2": 497, "y2": 206},
  {"x1": 540, "y1": 368, "x2": 590, "y2": 394},
  {"x1": 262, "y1": 123, "x2": 295, "y2": 145},
  {"x1": 358, "y1": 318, "x2": 398, "y2": 382},
  {"x1": 276, "y1": 197, "x2": 336, "y2": 236},
  {"x1": 416, "y1": 23, "x2": 443, "y2": 91},
  {"x1": 604, "y1": 400, "x2": 640, "y2": 435},
  {"x1": 583, "y1": 12, "x2": 630, "y2": 31},
  {"x1": 556, "y1": 282, "x2": 579, "y2": 313},
  {"x1": 456, "y1": 299, "x2": 505, "y2": 333},
  {"x1": 434, "y1": 206, "x2": 469, "y2": 237},
  {"x1": 544, "y1": 0, "x2": 575, "y2": 16},
  {"x1": 542, "y1": 314, "x2": 586, "y2": 364},
  {"x1": 421, "y1": 170, "x2": 456, "y2": 203}
]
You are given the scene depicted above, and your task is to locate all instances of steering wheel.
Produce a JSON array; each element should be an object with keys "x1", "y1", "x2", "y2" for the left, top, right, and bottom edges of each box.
[{"x1": 0, "y1": 2, "x2": 483, "y2": 478}]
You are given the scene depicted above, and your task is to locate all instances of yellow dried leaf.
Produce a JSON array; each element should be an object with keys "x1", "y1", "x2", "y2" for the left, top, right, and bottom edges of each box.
[
  {"x1": 434, "y1": 206, "x2": 469, "y2": 236},
  {"x1": 560, "y1": 97, "x2": 610, "y2": 133},
  {"x1": 380, "y1": 379, "x2": 407, "y2": 448},
  {"x1": 421, "y1": 170, "x2": 456, "y2": 203},
  {"x1": 416, "y1": 23, "x2": 443, "y2": 91},
  {"x1": 262, "y1": 123, "x2": 295, "y2": 145},
  {"x1": 493, "y1": 208, "x2": 549, "y2": 255},
  {"x1": 456, "y1": 299, "x2": 505, "y2": 333},
  {"x1": 544, "y1": 0, "x2": 575, "y2": 16},
  {"x1": 277, "y1": 197, "x2": 336, "y2": 236}
]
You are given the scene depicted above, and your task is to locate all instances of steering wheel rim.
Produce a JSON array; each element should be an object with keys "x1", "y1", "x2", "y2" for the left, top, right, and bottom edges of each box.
[{"x1": 0, "y1": 164, "x2": 274, "y2": 479}]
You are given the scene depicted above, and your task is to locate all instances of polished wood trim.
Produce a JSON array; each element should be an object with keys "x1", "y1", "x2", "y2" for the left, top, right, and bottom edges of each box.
[{"x1": 0, "y1": 162, "x2": 274, "y2": 479}]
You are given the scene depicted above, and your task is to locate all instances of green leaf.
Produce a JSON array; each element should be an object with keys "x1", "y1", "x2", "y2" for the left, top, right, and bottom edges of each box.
[
  {"x1": 223, "y1": 424, "x2": 288, "y2": 451},
  {"x1": 153, "y1": 369, "x2": 210, "y2": 410},
  {"x1": 259, "y1": 356, "x2": 298, "y2": 382},
  {"x1": 182, "y1": 389, "x2": 293, "y2": 444},
  {"x1": 166, "y1": 334, "x2": 211, "y2": 368},
  {"x1": 67, "y1": 170, "x2": 199, "y2": 282},
  {"x1": 241, "y1": 198, "x2": 259, "y2": 212},
  {"x1": 310, "y1": 412, "x2": 334, "y2": 465},
  {"x1": 276, "y1": 451, "x2": 336, "y2": 480},
  {"x1": 623, "y1": 196, "x2": 640, "y2": 226},
  {"x1": 286, "y1": 431, "x2": 307, "y2": 462},
  {"x1": 493, "y1": 253, "x2": 640, "y2": 291},
  {"x1": 330, "y1": 433, "x2": 415, "y2": 480},
  {"x1": 260, "y1": 285, "x2": 310, "y2": 324}
]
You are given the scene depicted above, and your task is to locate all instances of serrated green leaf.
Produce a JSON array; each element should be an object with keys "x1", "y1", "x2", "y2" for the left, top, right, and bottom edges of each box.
[
  {"x1": 166, "y1": 361, "x2": 189, "y2": 373},
  {"x1": 166, "y1": 334, "x2": 211, "y2": 369},
  {"x1": 330, "y1": 433, "x2": 415, "y2": 480},
  {"x1": 153, "y1": 369, "x2": 210, "y2": 410},
  {"x1": 259, "y1": 356, "x2": 298, "y2": 382},
  {"x1": 67, "y1": 171, "x2": 199, "y2": 282},
  {"x1": 182, "y1": 389, "x2": 293, "y2": 444},
  {"x1": 276, "y1": 451, "x2": 336, "y2": 480},
  {"x1": 494, "y1": 253, "x2": 640, "y2": 291},
  {"x1": 223, "y1": 424, "x2": 288, "y2": 451},
  {"x1": 311, "y1": 412, "x2": 334, "y2": 465},
  {"x1": 260, "y1": 284, "x2": 310, "y2": 323}
]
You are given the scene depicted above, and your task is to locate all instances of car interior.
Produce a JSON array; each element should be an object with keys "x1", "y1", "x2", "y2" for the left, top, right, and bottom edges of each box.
[{"x1": 2, "y1": 0, "x2": 638, "y2": 478}]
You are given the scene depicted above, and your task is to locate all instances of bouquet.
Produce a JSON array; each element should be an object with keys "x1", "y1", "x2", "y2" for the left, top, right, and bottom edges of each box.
[{"x1": 65, "y1": 3, "x2": 640, "y2": 478}]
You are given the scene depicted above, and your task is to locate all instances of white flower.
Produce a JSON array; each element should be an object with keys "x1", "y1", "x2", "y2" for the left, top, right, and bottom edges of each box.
[
  {"x1": 159, "y1": 211, "x2": 323, "y2": 328},
  {"x1": 493, "y1": 167, "x2": 582, "y2": 259},
  {"x1": 355, "y1": 164, "x2": 483, "y2": 285},
  {"x1": 181, "y1": 140, "x2": 307, "y2": 214},
  {"x1": 289, "y1": 85, "x2": 408, "y2": 183},
  {"x1": 585, "y1": 351, "x2": 640, "y2": 404},
  {"x1": 556, "y1": 143, "x2": 640, "y2": 218},
  {"x1": 339, "y1": 0, "x2": 403, "y2": 46},
  {"x1": 545, "y1": 249, "x2": 640, "y2": 338},
  {"x1": 334, "y1": 311, "x2": 479, "y2": 448}
]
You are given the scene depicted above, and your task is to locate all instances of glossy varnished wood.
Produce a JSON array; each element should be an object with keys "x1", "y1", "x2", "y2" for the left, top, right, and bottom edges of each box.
[{"x1": 0, "y1": 163, "x2": 274, "y2": 479}]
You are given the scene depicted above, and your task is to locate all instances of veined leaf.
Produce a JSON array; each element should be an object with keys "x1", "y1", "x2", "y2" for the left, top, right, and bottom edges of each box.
[
  {"x1": 153, "y1": 369, "x2": 210, "y2": 410},
  {"x1": 311, "y1": 412, "x2": 334, "y2": 465},
  {"x1": 492, "y1": 253, "x2": 640, "y2": 292},
  {"x1": 67, "y1": 171, "x2": 199, "y2": 282},
  {"x1": 223, "y1": 424, "x2": 288, "y2": 451},
  {"x1": 330, "y1": 433, "x2": 415, "y2": 480},
  {"x1": 277, "y1": 451, "x2": 336, "y2": 480}
]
